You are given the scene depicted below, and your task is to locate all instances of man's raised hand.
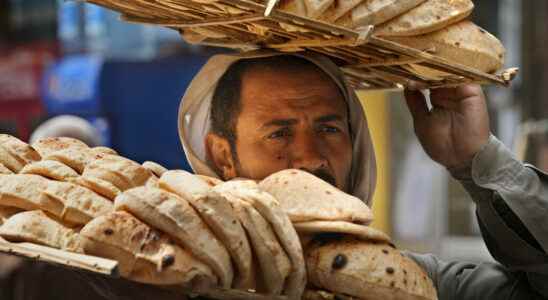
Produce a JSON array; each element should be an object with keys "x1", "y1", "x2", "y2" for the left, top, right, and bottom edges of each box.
[{"x1": 404, "y1": 84, "x2": 490, "y2": 170}]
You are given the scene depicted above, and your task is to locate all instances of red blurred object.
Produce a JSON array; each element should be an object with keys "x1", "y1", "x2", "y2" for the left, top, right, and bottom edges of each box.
[{"x1": 0, "y1": 43, "x2": 59, "y2": 141}]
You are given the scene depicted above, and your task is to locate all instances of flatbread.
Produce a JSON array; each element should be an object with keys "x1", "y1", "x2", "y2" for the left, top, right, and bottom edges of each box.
[
  {"x1": 304, "y1": 0, "x2": 334, "y2": 18},
  {"x1": 214, "y1": 180, "x2": 306, "y2": 299},
  {"x1": 0, "y1": 174, "x2": 51, "y2": 211},
  {"x1": 81, "y1": 154, "x2": 153, "y2": 192},
  {"x1": 259, "y1": 169, "x2": 373, "y2": 224},
  {"x1": 76, "y1": 176, "x2": 122, "y2": 200},
  {"x1": 90, "y1": 146, "x2": 118, "y2": 156},
  {"x1": 0, "y1": 135, "x2": 41, "y2": 172},
  {"x1": 159, "y1": 171, "x2": 253, "y2": 289},
  {"x1": 337, "y1": 0, "x2": 425, "y2": 28},
  {"x1": 375, "y1": 0, "x2": 474, "y2": 37},
  {"x1": 0, "y1": 206, "x2": 22, "y2": 225},
  {"x1": 20, "y1": 160, "x2": 79, "y2": 181},
  {"x1": 142, "y1": 161, "x2": 168, "y2": 177},
  {"x1": 32, "y1": 137, "x2": 92, "y2": 173},
  {"x1": 318, "y1": 0, "x2": 363, "y2": 22},
  {"x1": 387, "y1": 21, "x2": 506, "y2": 78},
  {"x1": 114, "y1": 186, "x2": 233, "y2": 288},
  {"x1": 80, "y1": 211, "x2": 217, "y2": 287},
  {"x1": 0, "y1": 163, "x2": 13, "y2": 175},
  {"x1": 0, "y1": 210, "x2": 83, "y2": 253},
  {"x1": 197, "y1": 175, "x2": 224, "y2": 187},
  {"x1": 42, "y1": 180, "x2": 113, "y2": 225},
  {"x1": 0, "y1": 146, "x2": 26, "y2": 173},
  {"x1": 305, "y1": 237, "x2": 437, "y2": 300},
  {"x1": 279, "y1": 0, "x2": 307, "y2": 16},
  {"x1": 294, "y1": 221, "x2": 390, "y2": 243},
  {"x1": 230, "y1": 198, "x2": 291, "y2": 295}
]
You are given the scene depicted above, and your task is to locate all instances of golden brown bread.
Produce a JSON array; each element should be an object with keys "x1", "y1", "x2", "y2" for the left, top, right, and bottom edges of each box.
[
  {"x1": 375, "y1": 0, "x2": 474, "y2": 37},
  {"x1": 142, "y1": 161, "x2": 168, "y2": 177},
  {"x1": 80, "y1": 211, "x2": 217, "y2": 287},
  {"x1": 0, "y1": 134, "x2": 41, "y2": 173},
  {"x1": 387, "y1": 21, "x2": 506, "y2": 79},
  {"x1": 0, "y1": 210, "x2": 83, "y2": 253},
  {"x1": 294, "y1": 221, "x2": 390, "y2": 243},
  {"x1": 0, "y1": 206, "x2": 22, "y2": 225},
  {"x1": 114, "y1": 186, "x2": 234, "y2": 288},
  {"x1": 20, "y1": 160, "x2": 79, "y2": 181},
  {"x1": 214, "y1": 180, "x2": 306, "y2": 299},
  {"x1": 259, "y1": 169, "x2": 373, "y2": 224},
  {"x1": 79, "y1": 154, "x2": 153, "y2": 199},
  {"x1": 336, "y1": 0, "x2": 426, "y2": 28},
  {"x1": 0, "y1": 163, "x2": 13, "y2": 175},
  {"x1": 32, "y1": 137, "x2": 92, "y2": 173},
  {"x1": 42, "y1": 180, "x2": 113, "y2": 225},
  {"x1": 305, "y1": 237, "x2": 438, "y2": 300}
]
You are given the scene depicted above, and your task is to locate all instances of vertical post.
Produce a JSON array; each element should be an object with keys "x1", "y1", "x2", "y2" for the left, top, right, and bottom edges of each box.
[{"x1": 357, "y1": 90, "x2": 391, "y2": 234}]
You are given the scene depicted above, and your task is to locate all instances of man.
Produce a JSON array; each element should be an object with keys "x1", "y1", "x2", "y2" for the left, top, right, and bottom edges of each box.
[
  {"x1": 1, "y1": 51, "x2": 547, "y2": 299},
  {"x1": 178, "y1": 51, "x2": 548, "y2": 299}
]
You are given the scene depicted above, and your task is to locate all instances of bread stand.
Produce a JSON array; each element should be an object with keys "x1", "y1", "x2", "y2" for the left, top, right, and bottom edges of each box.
[{"x1": 0, "y1": 237, "x2": 289, "y2": 300}]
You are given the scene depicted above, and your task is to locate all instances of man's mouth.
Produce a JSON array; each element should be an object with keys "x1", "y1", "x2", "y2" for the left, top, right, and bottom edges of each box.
[{"x1": 310, "y1": 169, "x2": 337, "y2": 187}]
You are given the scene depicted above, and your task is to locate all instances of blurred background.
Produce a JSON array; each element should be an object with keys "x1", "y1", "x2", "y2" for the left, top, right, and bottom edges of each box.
[{"x1": 0, "y1": 0, "x2": 547, "y2": 264}]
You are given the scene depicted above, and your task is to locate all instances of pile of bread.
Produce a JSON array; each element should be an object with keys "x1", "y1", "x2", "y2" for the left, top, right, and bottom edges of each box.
[
  {"x1": 185, "y1": 0, "x2": 505, "y2": 81},
  {"x1": 0, "y1": 134, "x2": 437, "y2": 300}
]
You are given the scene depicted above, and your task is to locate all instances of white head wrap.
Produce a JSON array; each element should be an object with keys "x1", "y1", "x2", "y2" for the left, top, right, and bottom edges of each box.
[
  {"x1": 178, "y1": 51, "x2": 377, "y2": 206},
  {"x1": 30, "y1": 115, "x2": 101, "y2": 147}
]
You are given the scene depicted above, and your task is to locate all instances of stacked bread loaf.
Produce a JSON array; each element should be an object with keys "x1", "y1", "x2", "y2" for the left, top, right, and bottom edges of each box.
[
  {"x1": 0, "y1": 134, "x2": 437, "y2": 300},
  {"x1": 182, "y1": 0, "x2": 504, "y2": 81}
]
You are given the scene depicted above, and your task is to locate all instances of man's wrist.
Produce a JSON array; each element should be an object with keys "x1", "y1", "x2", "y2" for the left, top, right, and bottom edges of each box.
[{"x1": 447, "y1": 134, "x2": 497, "y2": 181}]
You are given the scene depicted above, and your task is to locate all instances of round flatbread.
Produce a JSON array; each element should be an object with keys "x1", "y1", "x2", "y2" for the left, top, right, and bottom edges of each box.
[
  {"x1": 259, "y1": 169, "x2": 373, "y2": 224},
  {"x1": 305, "y1": 237, "x2": 438, "y2": 300},
  {"x1": 115, "y1": 186, "x2": 233, "y2": 288},
  {"x1": 215, "y1": 180, "x2": 306, "y2": 299},
  {"x1": 142, "y1": 161, "x2": 168, "y2": 177},
  {"x1": 375, "y1": 0, "x2": 474, "y2": 37},
  {"x1": 0, "y1": 163, "x2": 13, "y2": 175},
  {"x1": 42, "y1": 180, "x2": 114, "y2": 225},
  {"x1": 159, "y1": 170, "x2": 255, "y2": 290},
  {"x1": 0, "y1": 134, "x2": 41, "y2": 172},
  {"x1": 20, "y1": 160, "x2": 79, "y2": 181},
  {"x1": 0, "y1": 205, "x2": 23, "y2": 225},
  {"x1": 231, "y1": 198, "x2": 291, "y2": 295},
  {"x1": 80, "y1": 211, "x2": 217, "y2": 287},
  {"x1": 82, "y1": 154, "x2": 153, "y2": 192},
  {"x1": 0, "y1": 174, "x2": 50, "y2": 211},
  {"x1": 32, "y1": 137, "x2": 92, "y2": 173},
  {"x1": 294, "y1": 221, "x2": 390, "y2": 243},
  {"x1": 0, "y1": 210, "x2": 83, "y2": 253}
]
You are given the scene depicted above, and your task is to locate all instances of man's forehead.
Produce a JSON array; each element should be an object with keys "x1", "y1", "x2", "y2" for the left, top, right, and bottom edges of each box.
[{"x1": 239, "y1": 66, "x2": 346, "y2": 109}]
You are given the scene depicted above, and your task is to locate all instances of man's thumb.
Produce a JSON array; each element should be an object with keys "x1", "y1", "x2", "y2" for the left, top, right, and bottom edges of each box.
[{"x1": 404, "y1": 89, "x2": 429, "y2": 120}]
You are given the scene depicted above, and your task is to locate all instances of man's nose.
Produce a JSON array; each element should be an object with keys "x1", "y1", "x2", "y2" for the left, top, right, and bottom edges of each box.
[{"x1": 290, "y1": 133, "x2": 328, "y2": 171}]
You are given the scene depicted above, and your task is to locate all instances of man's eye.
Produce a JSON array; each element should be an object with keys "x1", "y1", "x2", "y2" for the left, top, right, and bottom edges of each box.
[
  {"x1": 318, "y1": 125, "x2": 340, "y2": 133},
  {"x1": 268, "y1": 128, "x2": 291, "y2": 139}
]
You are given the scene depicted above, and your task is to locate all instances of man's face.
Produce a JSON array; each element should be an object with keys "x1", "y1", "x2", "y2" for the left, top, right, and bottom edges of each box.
[{"x1": 212, "y1": 65, "x2": 353, "y2": 191}]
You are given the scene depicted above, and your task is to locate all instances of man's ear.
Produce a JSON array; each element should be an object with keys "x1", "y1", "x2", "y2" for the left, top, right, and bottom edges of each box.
[{"x1": 205, "y1": 133, "x2": 238, "y2": 180}]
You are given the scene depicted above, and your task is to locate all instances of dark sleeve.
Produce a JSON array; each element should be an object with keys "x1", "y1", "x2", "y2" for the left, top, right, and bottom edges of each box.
[
  {"x1": 405, "y1": 252, "x2": 546, "y2": 300},
  {"x1": 450, "y1": 135, "x2": 548, "y2": 297}
]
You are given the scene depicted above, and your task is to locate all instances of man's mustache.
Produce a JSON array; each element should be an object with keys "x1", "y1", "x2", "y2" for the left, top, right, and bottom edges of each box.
[{"x1": 308, "y1": 168, "x2": 337, "y2": 187}]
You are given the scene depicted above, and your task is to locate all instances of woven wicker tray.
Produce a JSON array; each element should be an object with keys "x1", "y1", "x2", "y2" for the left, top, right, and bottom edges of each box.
[{"x1": 85, "y1": 0, "x2": 518, "y2": 90}]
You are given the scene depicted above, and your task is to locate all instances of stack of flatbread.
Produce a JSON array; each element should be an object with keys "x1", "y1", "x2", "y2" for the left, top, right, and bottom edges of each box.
[
  {"x1": 183, "y1": 0, "x2": 504, "y2": 81},
  {"x1": 0, "y1": 134, "x2": 437, "y2": 299},
  {"x1": 280, "y1": 0, "x2": 503, "y2": 80}
]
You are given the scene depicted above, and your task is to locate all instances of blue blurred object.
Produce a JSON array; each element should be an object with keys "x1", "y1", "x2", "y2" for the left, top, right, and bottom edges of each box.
[
  {"x1": 41, "y1": 53, "x2": 211, "y2": 170},
  {"x1": 43, "y1": 55, "x2": 104, "y2": 115}
]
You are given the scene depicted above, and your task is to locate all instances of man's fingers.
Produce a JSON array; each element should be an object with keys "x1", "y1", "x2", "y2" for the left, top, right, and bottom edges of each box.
[{"x1": 404, "y1": 89, "x2": 429, "y2": 120}]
